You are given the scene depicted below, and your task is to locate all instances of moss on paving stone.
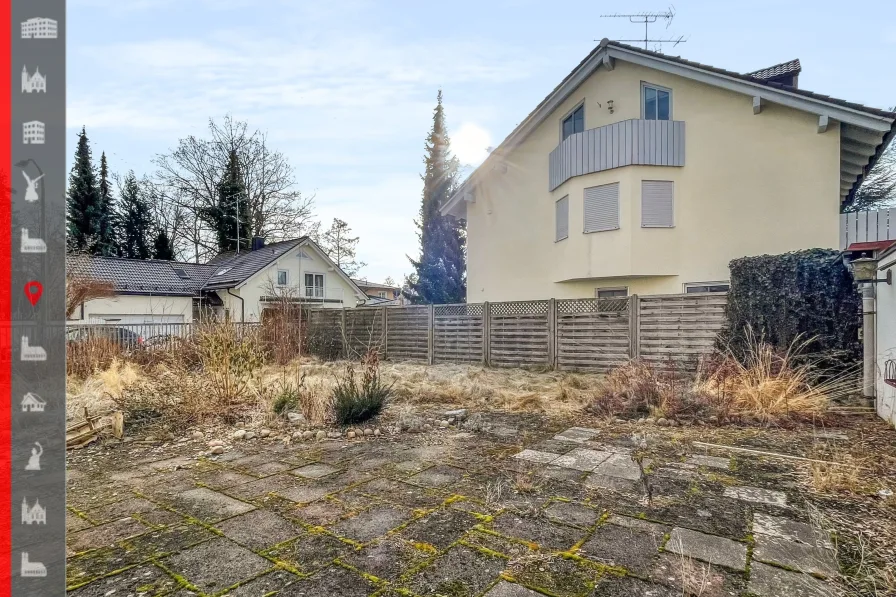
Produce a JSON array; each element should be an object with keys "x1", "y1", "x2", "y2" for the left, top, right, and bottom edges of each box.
[
  {"x1": 264, "y1": 530, "x2": 353, "y2": 574},
  {"x1": 338, "y1": 537, "x2": 433, "y2": 582},
  {"x1": 400, "y1": 507, "x2": 480, "y2": 550},
  {"x1": 401, "y1": 544, "x2": 506, "y2": 597},
  {"x1": 503, "y1": 553, "x2": 603, "y2": 597}
]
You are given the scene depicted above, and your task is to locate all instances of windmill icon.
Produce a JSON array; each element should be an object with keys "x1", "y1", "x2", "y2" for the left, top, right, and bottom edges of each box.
[{"x1": 22, "y1": 171, "x2": 44, "y2": 202}]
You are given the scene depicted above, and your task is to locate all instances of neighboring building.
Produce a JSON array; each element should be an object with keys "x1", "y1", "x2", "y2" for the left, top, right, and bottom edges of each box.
[
  {"x1": 874, "y1": 244, "x2": 896, "y2": 427},
  {"x1": 21, "y1": 17, "x2": 58, "y2": 39},
  {"x1": 67, "y1": 237, "x2": 367, "y2": 327},
  {"x1": 441, "y1": 39, "x2": 896, "y2": 302},
  {"x1": 22, "y1": 66, "x2": 46, "y2": 93},
  {"x1": 352, "y1": 278, "x2": 406, "y2": 305}
]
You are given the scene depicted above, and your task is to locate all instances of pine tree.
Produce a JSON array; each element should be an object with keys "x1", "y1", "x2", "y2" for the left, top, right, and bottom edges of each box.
[
  {"x1": 321, "y1": 218, "x2": 365, "y2": 276},
  {"x1": 407, "y1": 90, "x2": 466, "y2": 304},
  {"x1": 66, "y1": 127, "x2": 105, "y2": 254},
  {"x1": 203, "y1": 149, "x2": 251, "y2": 252},
  {"x1": 117, "y1": 170, "x2": 154, "y2": 259},
  {"x1": 152, "y1": 229, "x2": 175, "y2": 260},
  {"x1": 97, "y1": 152, "x2": 118, "y2": 255}
]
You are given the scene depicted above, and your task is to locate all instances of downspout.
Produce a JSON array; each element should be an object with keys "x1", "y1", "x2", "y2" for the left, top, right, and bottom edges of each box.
[
  {"x1": 227, "y1": 289, "x2": 245, "y2": 323},
  {"x1": 863, "y1": 284, "x2": 876, "y2": 400}
]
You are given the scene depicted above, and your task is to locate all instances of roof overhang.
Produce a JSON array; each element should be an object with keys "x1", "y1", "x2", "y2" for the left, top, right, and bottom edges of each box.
[{"x1": 441, "y1": 41, "x2": 895, "y2": 217}]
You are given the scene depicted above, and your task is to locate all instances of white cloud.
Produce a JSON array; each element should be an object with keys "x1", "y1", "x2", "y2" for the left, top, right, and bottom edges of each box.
[{"x1": 451, "y1": 123, "x2": 492, "y2": 166}]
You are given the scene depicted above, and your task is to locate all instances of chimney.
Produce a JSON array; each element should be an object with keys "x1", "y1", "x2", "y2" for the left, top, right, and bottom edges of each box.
[{"x1": 251, "y1": 236, "x2": 265, "y2": 251}]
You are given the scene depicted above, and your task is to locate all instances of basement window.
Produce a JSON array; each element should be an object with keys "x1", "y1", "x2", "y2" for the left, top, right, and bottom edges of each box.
[{"x1": 684, "y1": 282, "x2": 729, "y2": 293}]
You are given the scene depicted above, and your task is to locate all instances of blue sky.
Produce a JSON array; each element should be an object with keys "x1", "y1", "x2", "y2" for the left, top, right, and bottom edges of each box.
[{"x1": 68, "y1": 0, "x2": 895, "y2": 283}]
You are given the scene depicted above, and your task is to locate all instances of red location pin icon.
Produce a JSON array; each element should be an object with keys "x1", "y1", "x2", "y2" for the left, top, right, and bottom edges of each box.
[{"x1": 24, "y1": 281, "x2": 43, "y2": 306}]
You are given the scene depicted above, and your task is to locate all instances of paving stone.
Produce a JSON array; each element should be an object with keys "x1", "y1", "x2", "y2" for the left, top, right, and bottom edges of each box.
[
  {"x1": 402, "y1": 544, "x2": 505, "y2": 597},
  {"x1": 67, "y1": 517, "x2": 149, "y2": 552},
  {"x1": 67, "y1": 544, "x2": 144, "y2": 587},
  {"x1": 685, "y1": 454, "x2": 730, "y2": 469},
  {"x1": 123, "y1": 522, "x2": 218, "y2": 560},
  {"x1": 277, "y1": 483, "x2": 332, "y2": 505},
  {"x1": 538, "y1": 464, "x2": 587, "y2": 483},
  {"x1": 650, "y1": 552, "x2": 745, "y2": 597},
  {"x1": 584, "y1": 473, "x2": 643, "y2": 494},
  {"x1": 544, "y1": 501, "x2": 600, "y2": 528},
  {"x1": 264, "y1": 531, "x2": 350, "y2": 573},
  {"x1": 225, "y1": 569, "x2": 300, "y2": 597},
  {"x1": 551, "y1": 448, "x2": 612, "y2": 472},
  {"x1": 529, "y1": 438, "x2": 578, "y2": 454},
  {"x1": 292, "y1": 498, "x2": 351, "y2": 526},
  {"x1": 401, "y1": 507, "x2": 477, "y2": 549},
  {"x1": 579, "y1": 516, "x2": 668, "y2": 576},
  {"x1": 331, "y1": 504, "x2": 412, "y2": 543},
  {"x1": 665, "y1": 527, "x2": 747, "y2": 571},
  {"x1": 163, "y1": 537, "x2": 272, "y2": 593},
  {"x1": 590, "y1": 575, "x2": 678, "y2": 596},
  {"x1": 196, "y1": 468, "x2": 259, "y2": 490},
  {"x1": 408, "y1": 464, "x2": 466, "y2": 488},
  {"x1": 339, "y1": 537, "x2": 431, "y2": 581},
  {"x1": 215, "y1": 509, "x2": 303, "y2": 551},
  {"x1": 290, "y1": 463, "x2": 340, "y2": 479},
  {"x1": 66, "y1": 511, "x2": 93, "y2": 533},
  {"x1": 723, "y1": 485, "x2": 787, "y2": 507},
  {"x1": 277, "y1": 564, "x2": 377, "y2": 597},
  {"x1": 490, "y1": 512, "x2": 585, "y2": 551},
  {"x1": 82, "y1": 496, "x2": 160, "y2": 524},
  {"x1": 554, "y1": 427, "x2": 601, "y2": 443},
  {"x1": 747, "y1": 561, "x2": 834, "y2": 597},
  {"x1": 513, "y1": 449, "x2": 560, "y2": 464},
  {"x1": 753, "y1": 512, "x2": 833, "y2": 548},
  {"x1": 592, "y1": 453, "x2": 643, "y2": 480},
  {"x1": 483, "y1": 581, "x2": 544, "y2": 596},
  {"x1": 753, "y1": 535, "x2": 838, "y2": 578},
  {"x1": 67, "y1": 563, "x2": 179, "y2": 596},
  {"x1": 505, "y1": 553, "x2": 601, "y2": 597},
  {"x1": 223, "y1": 473, "x2": 297, "y2": 501},
  {"x1": 172, "y1": 487, "x2": 256, "y2": 522},
  {"x1": 358, "y1": 477, "x2": 448, "y2": 509},
  {"x1": 134, "y1": 508, "x2": 185, "y2": 528}
]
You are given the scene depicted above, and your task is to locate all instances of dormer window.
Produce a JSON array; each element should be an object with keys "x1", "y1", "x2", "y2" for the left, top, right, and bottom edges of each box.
[
  {"x1": 642, "y1": 83, "x2": 671, "y2": 120},
  {"x1": 561, "y1": 104, "x2": 584, "y2": 141},
  {"x1": 215, "y1": 267, "x2": 231, "y2": 276}
]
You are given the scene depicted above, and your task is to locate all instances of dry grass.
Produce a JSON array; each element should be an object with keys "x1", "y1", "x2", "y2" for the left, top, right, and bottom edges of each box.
[{"x1": 809, "y1": 442, "x2": 869, "y2": 495}]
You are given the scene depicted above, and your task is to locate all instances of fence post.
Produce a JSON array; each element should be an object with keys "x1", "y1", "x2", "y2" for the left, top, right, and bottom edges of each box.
[
  {"x1": 482, "y1": 301, "x2": 490, "y2": 367},
  {"x1": 547, "y1": 298, "x2": 557, "y2": 369},
  {"x1": 382, "y1": 307, "x2": 388, "y2": 360},
  {"x1": 628, "y1": 294, "x2": 640, "y2": 359},
  {"x1": 427, "y1": 304, "x2": 435, "y2": 365},
  {"x1": 340, "y1": 308, "x2": 347, "y2": 359}
]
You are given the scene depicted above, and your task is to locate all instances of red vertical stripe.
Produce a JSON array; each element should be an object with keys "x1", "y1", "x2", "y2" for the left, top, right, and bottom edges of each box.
[{"x1": 0, "y1": 0, "x2": 11, "y2": 593}]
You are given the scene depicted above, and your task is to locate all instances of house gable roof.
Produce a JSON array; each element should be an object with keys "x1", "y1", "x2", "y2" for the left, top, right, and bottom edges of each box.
[
  {"x1": 66, "y1": 254, "x2": 216, "y2": 296},
  {"x1": 441, "y1": 39, "x2": 895, "y2": 217},
  {"x1": 202, "y1": 238, "x2": 307, "y2": 290}
]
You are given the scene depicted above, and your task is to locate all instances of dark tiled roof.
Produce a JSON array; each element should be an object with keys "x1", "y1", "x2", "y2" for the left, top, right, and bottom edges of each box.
[
  {"x1": 747, "y1": 59, "x2": 801, "y2": 80},
  {"x1": 66, "y1": 255, "x2": 216, "y2": 296},
  {"x1": 202, "y1": 238, "x2": 307, "y2": 289}
]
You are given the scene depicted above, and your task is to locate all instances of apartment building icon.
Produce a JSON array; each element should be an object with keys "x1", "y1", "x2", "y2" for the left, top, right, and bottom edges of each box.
[
  {"x1": 23, "y1": 121, "x2": 45, "y2": 144},
  {"x1": 22, "y1": 66, "x2": 46, "y2": 93},
  {"x1": 22, "y1": 498, "x2": 46, "y2": 525},
  {"x1": 21, "y1": 18, "x2": 57, "y2": 39}
]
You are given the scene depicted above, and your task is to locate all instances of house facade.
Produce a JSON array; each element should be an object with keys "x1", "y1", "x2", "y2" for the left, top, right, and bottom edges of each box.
[
  {"x1": 67, "y1": 237, "x2": 367, "y2": 326},
  {"x1": 441, "y1": 39, "x2": 896, "y2": 302},
  {"x1": 352, "y1": 279, "x2": 406, "y2": 305}
]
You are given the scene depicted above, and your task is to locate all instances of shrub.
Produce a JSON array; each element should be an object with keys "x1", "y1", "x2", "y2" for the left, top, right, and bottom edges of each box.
[
  {"x1": 195, "y1": 323, "x2": 265, "y2": 405},
  {"x1": 332, "y1": 350, "x2": 392, "y2": 425},
  {"x1": 720, "y1": 249, "x2": 862, "y2": 376},
  {"x1": 305, "y1": 321, "x2": 342, "y2": 361}
]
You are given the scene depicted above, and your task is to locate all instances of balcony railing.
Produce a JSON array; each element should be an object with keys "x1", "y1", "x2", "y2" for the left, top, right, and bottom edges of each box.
[
  {"x1": 303, "y1": 286, "x2": 344, "y2": 302},
  {"x1": 548, "y1": 119, "x2": 685, "y2": 191},
  {"x1": 840, "y1": 207, "x2": 896, "y2": 249}
]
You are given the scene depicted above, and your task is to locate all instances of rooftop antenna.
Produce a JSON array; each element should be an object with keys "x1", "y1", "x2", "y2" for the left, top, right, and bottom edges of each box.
[{"x1": 599, "y1": 5, "x2": 688, "y2": 51}]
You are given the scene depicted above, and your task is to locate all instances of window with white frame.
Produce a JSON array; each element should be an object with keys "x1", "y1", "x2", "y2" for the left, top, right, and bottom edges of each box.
[
  {"x1": 641, "y1": 181, "x2": 674, "y2": 227},
  {"x1": 561, "y1": 104, "x2": 584, "y2": 141},
  {"x1": 276, "y1": 269, "x2": 288, "y2": 286},
  {"x1": 642, "y1": 83, "x2": 671, "y2": 120},
  {"x1": 555, "y1": 195, "x2": 569, "y2": 241},
  {"x1": 595, "y1": 287, "x2": 628, "y2": 299},
  {"x1": 684, "y1": 282, "x2": 729, "y2": 293},
  {"x1": 378, "y1": 291, "x2": 387, "y2": 298},
  {"x1": 304, "y1": 273, "x2": 324, "y2": 298},
  {"x1": 584, "y1": 183, "x2": 619, "y2": 233}
]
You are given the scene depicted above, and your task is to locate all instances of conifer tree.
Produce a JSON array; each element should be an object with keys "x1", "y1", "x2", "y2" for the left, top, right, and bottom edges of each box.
[
  {"x1": 97, "y1": 152, "x2": 118, "y2": 255},
  {"x1": 202, "y1": 149, "x2": 251, "y2": 252},
  {"x1": 152, "y1": 229, "x2": 175, "y2": 260},
  {"x1": 66, "y1": 127, "x2": 105, "y2": 254},
  {"x1": 406, "y1": 90, "x2": 466, "y2": 304},
  {"x1": 117, "y1": 170, "x2": 154, "y2": 259}
]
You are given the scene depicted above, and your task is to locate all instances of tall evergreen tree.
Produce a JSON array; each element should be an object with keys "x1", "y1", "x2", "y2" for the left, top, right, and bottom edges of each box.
[
  {"x1": 202, "y1": 149, "x2": 251, "y2": 252},
  {"x1": 407, "y1": 90, "x2": 466, "y2": 304},
  {"x1": 117, "y1": 170, "x2": 154, "y2": 259},
  {"x1": 97, "y1": 152, "x2": 118, "y2": 255},
  {"x1": 152, "y1": 229, "x2": 175, "y2": 260},
  {"x1": 66, "y1": 127, "x2": 109, "y2": 254}
]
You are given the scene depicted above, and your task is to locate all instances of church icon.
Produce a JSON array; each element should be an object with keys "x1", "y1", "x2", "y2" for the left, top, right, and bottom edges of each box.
[
  {"x1": 22, "y1": 66, "x2": 46, "y2": 93},
  {"x1": 21, "y1": 498, "x2": 46, "y2": 525}
]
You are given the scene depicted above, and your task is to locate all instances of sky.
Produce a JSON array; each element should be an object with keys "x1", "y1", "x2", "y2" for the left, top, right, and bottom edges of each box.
[{"x1": 67, "y1": 0, "x2": 896, "y2": 284}]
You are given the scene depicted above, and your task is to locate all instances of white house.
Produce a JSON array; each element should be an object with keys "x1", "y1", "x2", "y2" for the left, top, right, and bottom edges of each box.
[{"x1": 67, "y1": 236, "x2": 368, "y2": 325}]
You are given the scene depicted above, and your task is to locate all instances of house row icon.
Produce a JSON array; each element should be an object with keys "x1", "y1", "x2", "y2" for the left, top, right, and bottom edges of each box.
[{"x1": 22, "y1": 392, "x2": 45, "y2": 412}]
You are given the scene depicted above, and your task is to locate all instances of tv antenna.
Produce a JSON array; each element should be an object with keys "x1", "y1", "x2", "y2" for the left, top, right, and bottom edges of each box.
[{"x1": 599, "y1": 6, "x2": 688, "y2": 51}]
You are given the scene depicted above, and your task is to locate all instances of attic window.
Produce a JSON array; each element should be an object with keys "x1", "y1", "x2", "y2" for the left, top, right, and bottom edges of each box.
[
  {"x1": 173, "y1": 268, "x2": 189, "y2": 279},
  {"x1": 297, "y1": 250, "x2": 312, "y2": 260},
  {"x1": 215, "y1": 267, "x2": 231, "y2": 276}
]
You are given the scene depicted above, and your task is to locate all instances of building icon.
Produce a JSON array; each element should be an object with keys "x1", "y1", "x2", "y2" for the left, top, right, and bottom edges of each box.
[
  {"x1": 20, "y1": 552, "x2": 47, "y2": 577},
  {"x1": 21, "y1": 498, "x2": 46, "y2": 525},
  {"x1": 21, "y1": 392, "x2": 45, "y2": 412},
  {"x1": 22, "y1": 66, "x2": 46, "y2": 93},
  {"x1": 21, "y1": 229, "x2": 48, "y2": 254},
  {"x1": 21, "y1": 18, "x2": 57, "y2": 39},
  {"x1": 23, "y1": 121, "x2": 44, "y2": 144}
]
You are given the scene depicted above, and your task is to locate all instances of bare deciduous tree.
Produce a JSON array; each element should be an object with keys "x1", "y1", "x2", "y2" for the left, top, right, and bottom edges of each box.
[
  {"x1": 66, "y1": 253, "x2": 115, "y2": 319},
  {"x1": 319, "y1": 218, "x2": 366, "y2": 277}
]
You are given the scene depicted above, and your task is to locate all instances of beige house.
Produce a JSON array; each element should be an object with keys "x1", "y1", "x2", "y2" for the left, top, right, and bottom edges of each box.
[
  {"x1": 441, "y1": 39, "x2": 896, "y2": 301},
  {"x1": 352, "y1": 278, "x2": 406, "y2": 305},
  {"x1": 67, "y1": 237, "x2": 367, "y2": 326}
]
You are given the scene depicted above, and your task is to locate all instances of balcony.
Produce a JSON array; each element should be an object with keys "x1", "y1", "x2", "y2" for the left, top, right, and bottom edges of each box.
[
  {"x1": 549, "y1": 119, "x2": 685, "y2": 191},
  {"x1": 260, "y1": 286, "x2": 346, "y2": 305}
]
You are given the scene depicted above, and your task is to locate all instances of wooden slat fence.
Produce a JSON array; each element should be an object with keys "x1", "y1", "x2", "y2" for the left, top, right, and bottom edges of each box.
[
  {"x1": 556, "y1": 298, "x2": 630, "y2": 373},
  {"x1": 488, "y1": 300, "x2": 550, "y2": 368},
  {"x1": 433, "y1": 303, "x2": 484, "y2": 364},
  {"x1": 385, "y1": 305, "x2": 429, "y2": 361},
  {"x1": 637, "y1": 293, "x2": 728, "y2": 367}
]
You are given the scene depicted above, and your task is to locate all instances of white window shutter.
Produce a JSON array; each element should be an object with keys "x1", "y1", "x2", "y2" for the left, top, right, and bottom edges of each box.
[
  {"x1": 555, "y1": 195, "x2": 569, "y2": 241},
  {"x1": 641, "y1": 181, "x2": 674, "y2": 227},
  {"x1": 584, "y1": 183, "x2": 619, "y2": 233}
]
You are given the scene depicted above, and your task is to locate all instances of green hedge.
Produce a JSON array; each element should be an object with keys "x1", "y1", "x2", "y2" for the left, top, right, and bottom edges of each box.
[{"x1": 719, "y1": 249, "x2": 862, "y2": 371}]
